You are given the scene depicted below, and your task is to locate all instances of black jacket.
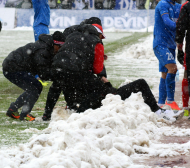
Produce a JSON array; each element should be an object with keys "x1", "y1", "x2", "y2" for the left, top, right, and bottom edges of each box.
[
  {"x1": 176, "y1": 1, "x2": 190, "y2": 46},
  {"x1": 63, "y1": 23, "x2": 107, "y2": 78},
  {"x1": 52, "y1": 24, "x2": 102, "y2": 79},
  {"x1": 2, "y1": 34, "x2": 55, "y2": 80}
]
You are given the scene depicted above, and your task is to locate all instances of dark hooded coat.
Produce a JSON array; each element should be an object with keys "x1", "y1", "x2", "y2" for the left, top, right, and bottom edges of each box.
[
  {"x1": 52, "y1": 24, "x2": 102, "y2": 78},
  {"x1": 2, "y1": 34, "x2": 55, "y2": 80},
  {"x1": 175, "y1": 1, "x2": 190, "y2": 94},
  {"x1": 44, "y1": 24, "x2": 112, "y2": 115}
]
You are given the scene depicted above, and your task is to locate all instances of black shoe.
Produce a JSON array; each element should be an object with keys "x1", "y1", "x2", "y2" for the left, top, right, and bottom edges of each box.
[{"x1": 42, "y1": 114, "x2": 51, "y2": 121}]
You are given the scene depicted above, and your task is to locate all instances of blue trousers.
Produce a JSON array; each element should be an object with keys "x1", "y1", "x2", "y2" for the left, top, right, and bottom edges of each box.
[{"x1": 33, "y1": 24, "x2": 49, "y2": 41}]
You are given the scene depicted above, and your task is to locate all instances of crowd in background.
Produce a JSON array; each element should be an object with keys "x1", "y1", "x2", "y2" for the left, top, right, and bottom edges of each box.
[
  {"x1": 4, "y1": 0, "x2": 116, "y2": 9},
  {"x1": 4, "y1": 0, "x2": 186, "y2": 10}
]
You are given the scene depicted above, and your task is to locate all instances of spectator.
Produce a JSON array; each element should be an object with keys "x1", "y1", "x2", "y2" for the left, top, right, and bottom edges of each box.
[{"x1": 32, "y1": 0, "x2": 50, "y2": 41}]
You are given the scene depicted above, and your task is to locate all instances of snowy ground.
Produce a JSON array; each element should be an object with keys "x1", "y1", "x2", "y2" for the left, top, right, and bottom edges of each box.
[{"x1": 0, "y1": 28, "x2": 189, "y2": 168}]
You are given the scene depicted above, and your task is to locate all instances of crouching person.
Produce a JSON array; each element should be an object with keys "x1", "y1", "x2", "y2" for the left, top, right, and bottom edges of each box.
[{"x1": 2, "y1": 31, "x2": 65, "y2": 121}]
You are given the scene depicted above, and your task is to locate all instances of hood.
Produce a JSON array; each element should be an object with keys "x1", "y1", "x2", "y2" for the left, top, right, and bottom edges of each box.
[
  {"x1": 80, "y1": 17, "x2": 102, "y2": 26},
  {"x1": 77, "y1": 24, "x2": 100, "y2": 38},
  {"x1": 38, "y1": 34, "x2": 54, "y2": 47}
]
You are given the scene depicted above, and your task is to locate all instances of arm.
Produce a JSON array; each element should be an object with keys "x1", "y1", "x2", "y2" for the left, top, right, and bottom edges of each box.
[
  {"x1": 33, "y1": 49, "x2": 53, "y2": 81},
  {"x1": 44, "y1": 82, "x2": 62, "y2": 116},
  {"x1": 97, "y1": 65, "x2": 107, "y2": 78},
  {"x1": 93, "y1": 43, "x2": 104, "y2": 74},
  {"x1": 159, "y1": 2, "x2": 176, "y2": 31},
  {"x1": 175, "y1": 4, "x2": 189, "y2": 45},
  {"x1": 161, "y1": 14, "x2": 176, "y2": 31}
]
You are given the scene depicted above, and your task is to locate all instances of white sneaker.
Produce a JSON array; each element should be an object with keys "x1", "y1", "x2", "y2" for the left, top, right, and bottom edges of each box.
[
  {"x1": 155, "y1": 109, "x2": 177, "y2": 123},
  {"x1": 172, "y1": 110, "x2": 184, "y2": 120}
]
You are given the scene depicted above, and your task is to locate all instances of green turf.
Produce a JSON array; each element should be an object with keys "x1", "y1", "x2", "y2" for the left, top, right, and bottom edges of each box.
[{"x1": 0, "y1": 32, "x2": 152, "y2": 147}]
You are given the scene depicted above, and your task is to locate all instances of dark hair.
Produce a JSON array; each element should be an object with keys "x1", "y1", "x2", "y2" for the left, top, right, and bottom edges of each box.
[
  {"x1": 52, "y1": 31, "x2": 65, "y2": 42},
  {"x1": 80, "y1": 17, "x2": 102, "y2": 26}
]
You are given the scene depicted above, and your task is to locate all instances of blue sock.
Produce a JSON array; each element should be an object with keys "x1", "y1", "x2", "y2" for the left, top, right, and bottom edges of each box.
[
  {"x1": 158, "y1": 77, "x2": 167, "y2": 104},
  {"x1": 166, "y1": 73, "x2": 176, "y2": 102}
]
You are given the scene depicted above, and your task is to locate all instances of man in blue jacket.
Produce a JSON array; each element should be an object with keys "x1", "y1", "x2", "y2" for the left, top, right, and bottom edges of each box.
[
  {"x1": 153, "y1": 0, "x2": 181, "y2": 109},
  {"x1": 32, "y1": 0, "x2": 50, "y2": 41}
]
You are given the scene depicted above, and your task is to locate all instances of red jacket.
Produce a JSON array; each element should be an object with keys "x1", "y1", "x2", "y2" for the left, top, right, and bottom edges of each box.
[{"x1": 93, "y1": 43, "x2": 104, "y2": 74}]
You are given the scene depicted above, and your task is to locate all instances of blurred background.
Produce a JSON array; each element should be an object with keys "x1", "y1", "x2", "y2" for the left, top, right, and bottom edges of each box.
[{"x1": 1, "y1": 0, "x2": 187, "y2": 10}]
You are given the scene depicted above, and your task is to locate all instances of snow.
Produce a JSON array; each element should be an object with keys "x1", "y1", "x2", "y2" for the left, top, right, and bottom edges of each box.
[{"x1": 0, "y1": 28, "x2": 189, "y2": 168}]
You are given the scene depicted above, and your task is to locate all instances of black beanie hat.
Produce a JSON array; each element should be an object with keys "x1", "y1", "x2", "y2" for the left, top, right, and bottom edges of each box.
[
  {"x1": 52, "y1": 31, "x2": 66, "y2": 45},
  {"x1": 80, "y1": 17, "x2": 102, "y2": 26}
]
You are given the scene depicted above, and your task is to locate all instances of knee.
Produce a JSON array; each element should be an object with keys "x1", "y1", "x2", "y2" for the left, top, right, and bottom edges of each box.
[
  {"x1": 138, "y1": 78, "x2": 147, "y2": 85},
  {"x1": 167, "y1": 64, "x2": 177, "y2": 74}
]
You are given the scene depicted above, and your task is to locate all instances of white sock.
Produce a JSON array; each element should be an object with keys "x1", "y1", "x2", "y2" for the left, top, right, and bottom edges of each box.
[
  {"x1": 167, "y1": 101, "x2": 173, "y2": 104},
  {"x1": 155, "y1": 109, "x2": 162, "y2": 115}
]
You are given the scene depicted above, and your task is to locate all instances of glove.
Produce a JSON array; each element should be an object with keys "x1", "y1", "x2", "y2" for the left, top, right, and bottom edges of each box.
[
  {"x1": 39, "y1": 80, "x2": 49, "y2": 86},
  {"x1": 177, "y1": 49, "x2": 184, "y2": 65}
]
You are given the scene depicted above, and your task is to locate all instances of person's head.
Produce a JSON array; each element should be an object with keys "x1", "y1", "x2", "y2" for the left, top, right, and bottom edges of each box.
[
  {"x1": 52, "y1": 31, "x2": 65, "y2": 54},
  {"x1": 82, "y1": 17, "x2": 102, "y2": 26},
  {"x1": 92, "y1": 24, "x2": 106, "y2": 39}
]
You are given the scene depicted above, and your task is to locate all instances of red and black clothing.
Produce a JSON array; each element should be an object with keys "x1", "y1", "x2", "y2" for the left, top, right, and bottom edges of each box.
[
  {"x1": 44, "y1": 24, "x2": 160, "y2": 118},
  {"x1": 44, "y1": 24, "x2": 105, "y2": 116},
  {"x1": 176, "y1": 0, "x2": 190, "y2": 95}
]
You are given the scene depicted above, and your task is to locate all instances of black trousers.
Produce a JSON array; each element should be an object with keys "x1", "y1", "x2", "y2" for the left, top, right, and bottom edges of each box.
[
  {"x1": 76, "y1": 78, "x2": 159, "y2": 113},
  {"x1": 116, "y1": 79, "x2": 159, "y2": 112},
  {"x1": 3, "y1": 71, "x2": 42, "y2": 117},
  {"x1": 47, "y1": 70, "x2": 159, "y2": 113}
]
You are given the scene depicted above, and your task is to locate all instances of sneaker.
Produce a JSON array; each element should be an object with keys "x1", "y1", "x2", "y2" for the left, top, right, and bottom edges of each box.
[
  {"x1": 155, "y1": 109, "x2": 184, "y2": 122},
  {"x1": 6, "y1": 109, "x2": 20, "y2": 119},
  {"x1": 173, "y1": 110, "x2": 185, "y2": 120},
  {"x1": 42, "y1": 113, "x2": 51, "y2": 121},
  {"x1": 155, "y1": 109, "x2": 176, "y2": 123},
  {"x1": 184, "y1": 109, "x2": 189, "y2": 116},
  {"x1": 20, "y1": 113, "x2": 35, "y2": 121},
  {"x1": 165, "y1": 101, "x2": 180, "y2": 110}
]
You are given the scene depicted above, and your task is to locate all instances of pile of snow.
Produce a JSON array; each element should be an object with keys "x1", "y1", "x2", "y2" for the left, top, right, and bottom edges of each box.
[
  {"x1": 1, "y1": 94, "x2": 190, "y2": 168},
  {"x1": 123, "y1": 35, "x2": 156, "y2": 61}
]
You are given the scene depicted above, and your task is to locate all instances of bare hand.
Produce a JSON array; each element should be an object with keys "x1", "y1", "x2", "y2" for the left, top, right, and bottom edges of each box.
[
  {"x1": 177, "y1": 43, "x2": 183, "y2": 50},
  {"x1": 101, "y1": 76, "x2": 109, "y2": 83},
  {"x1": 104, "y1": 55, "x2": 108, "y2": 60}
]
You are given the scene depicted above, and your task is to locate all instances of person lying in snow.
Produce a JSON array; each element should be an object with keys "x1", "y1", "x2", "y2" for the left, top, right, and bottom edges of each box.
[
  {"x1": 2, "y1": 31, "x2": 65, "y2": 121},
  {"x1": 42, "y1": 23, "x2": 184, "y2": 123}
]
